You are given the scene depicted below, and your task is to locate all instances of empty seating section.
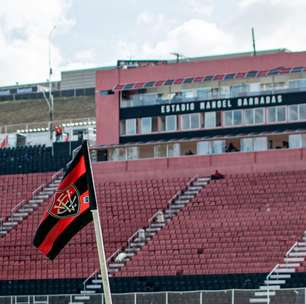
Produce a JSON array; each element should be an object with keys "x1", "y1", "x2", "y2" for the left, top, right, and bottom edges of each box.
[
  {"x1": 0, "y1": 175, "x2": 190, "y2": 280},
  {"x1": 0, "y1": 173, "x2": 53, "y2": 219},
  {"x1": 0, "y1": 142, "x2": 81, "y2": 175},
  {"x1": 117, "y1": 171, "x2": 306, "y2": 277}
]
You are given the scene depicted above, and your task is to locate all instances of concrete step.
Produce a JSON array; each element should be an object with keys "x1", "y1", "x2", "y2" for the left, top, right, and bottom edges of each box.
[
  {"x1": 270, "y1": 274, "x2": 291, "y2": 279},
  {"x1": 294, "y1": 247, "x2": 306, "y2": 251},
  {"x1": 184, "y1": 191, "x2": 197, "y2": 195},
  {"x1": 12, "y1": 212, "x2": 28, "y2": 217},
  {"x1": 74, "y1": 295, "x2": 90, "y2": 301},
  {"x1": 197, "y1": 177, "x2": 210, "y2": 182},
  {"x1": 19, "y1": 208, "x2": 34, "y2": 212},
  {"x1": 125, "y1": 247, "x2": 140, "y2": 253},
  {"x1": 179, "y1": 195, "x2": 194, "y2": 199},
  {"x1": 146, "y1": 227, "x2": 161, "y2": 232},
  {"x1": 288, "y1": 252, "x2": 306, "y2": 257},
  {"x1": 264, "y1": 279, "x2": 286, "y2": 285},
  {"x1": 92, "y1": 279, "x2": 102, "y2": 284},
  {"x1": 69, "y1": 302, "x2": 84, "y2": 304},
  {"x1": 275, "y1": 268, "x2": 295, "y2": 273},
  {"x1": 284, "y1": 257, "x2": 304, "y2": 263},
  {"x1": 188, "y1": 186, "x2": 202, "y2": 191},
  {"x1": 170, "y1": 204, "x2": 184, "y2": 210},
  {"x1": 3, "y1": 222, "x2": 17, "y2": 226},
  {"x1": 297, "y1": 242, "x2": 306, "y2": 246},
  {"x1": 108, "y1": 263, "x2": 124, "y2": 268},
  {"x1": 150, "y1": 223, "x2": 164, "y2": 228},
  {"x1": 81, "y1": 290, "x2": 95, "y2": 295},
  {"x1": 86, "y1": 284, "x2": 101, "y2": 289},
  {"x1": 249, "y1": 298, "x2": 269, "y2": 303},
  {"x1": 279, "y1": 263, "x2": 300, "y2": 268},
  {"x1": 28, "y1": 199, "x2": 43, "y2": 203},
  {"x1": 259, "y1": 285, "x2": 280, "y2": 290},
  {"x1": 34, "y1": 194, "x2": 49, "y2": 199}
]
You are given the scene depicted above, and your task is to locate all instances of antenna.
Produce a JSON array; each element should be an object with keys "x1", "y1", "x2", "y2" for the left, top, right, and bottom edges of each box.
[
  {"x1": 252, "y1": 27, "x2": 257, "y2": 56},
  {"x1": 170, "y1": 52, "x2": 184, "y2": 63}
]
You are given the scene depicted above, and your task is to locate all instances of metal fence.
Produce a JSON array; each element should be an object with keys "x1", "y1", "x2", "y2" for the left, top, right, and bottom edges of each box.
[{"x1": 0, "y1": 289, "x2": 306, "y2": 304}]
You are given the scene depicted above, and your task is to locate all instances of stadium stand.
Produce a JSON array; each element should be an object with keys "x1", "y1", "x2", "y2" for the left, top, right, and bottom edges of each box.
[
  {"x1": 0, "y1": 141, "x2": 81, "y2": 175},
  {"x1": 0, "y1": 172, "x2": 192, "y2": 295},
  {"x1": 117, "y1": 171, "x2": 306, "y2": 277},
  {"x1": 0, "y1": 173, "x2": 53, "y2": 220}
]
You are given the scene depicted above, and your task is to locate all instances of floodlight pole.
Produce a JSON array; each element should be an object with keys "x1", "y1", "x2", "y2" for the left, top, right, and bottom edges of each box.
[{"x1": 48, "y1": 25, "x2": 56, "y2": 140}]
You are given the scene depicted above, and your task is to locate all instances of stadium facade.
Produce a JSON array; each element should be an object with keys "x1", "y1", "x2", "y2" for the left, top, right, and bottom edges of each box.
[{"x1": 1, "y1": 49, "x2": 306, "y2": 304}]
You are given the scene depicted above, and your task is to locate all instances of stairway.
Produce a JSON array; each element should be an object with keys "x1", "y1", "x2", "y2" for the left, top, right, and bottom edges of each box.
[
  {"x1": 0, "y1": 171, "x2": 62, "y2": 237},
  {"x1": 69, "y1": 176, "x2": 211, "y2": 304},
  {"x1": 249, "y1": 240, "x2": 306, "y2": 303}
]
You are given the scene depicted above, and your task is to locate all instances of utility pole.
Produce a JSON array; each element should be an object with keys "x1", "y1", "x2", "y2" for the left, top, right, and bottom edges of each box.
[
  {"x1": 252, "y1": 27, "x2": 257, "y2": 56},
  {"x1": 48, "y1": 25, "x2": 56, "y2": 140}
]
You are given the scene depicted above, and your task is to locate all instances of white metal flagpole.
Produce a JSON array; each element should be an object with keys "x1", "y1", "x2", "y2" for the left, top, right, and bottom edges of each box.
[
  {"x1": 91, "y1": 209, "x2": 113, "y2": 304},
  {"x1": 83, "y1": 141, "x2": 113, "y2": 304}
]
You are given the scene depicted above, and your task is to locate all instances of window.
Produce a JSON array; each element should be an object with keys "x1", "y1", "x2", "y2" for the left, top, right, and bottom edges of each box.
[
  {"x1": 255, "y1": 108, "x2": 264, "y2": 124},
  {"x1": 224, "y1": 110, "x2": 242, "y2": 126},
  {"x1": 224, "y1": 111, "x2": 232, "y2": 126},
  {"x1": 152, "y1": 117, "x2": 158, "y2": 132},
  {"x1": 277, "y1": 107, "x2": 286, "y2": 121},
  {"x1": 160, "y1": 117, "x2": 166, "y2": 131},
  {"x1": 197, "y1": 141, "x2": 212, "y2": 155},
  {"x1": 267, "y1": 106, "x2": 286, "y2": 123},
  {"x1": 125, "y1": 119, "x2": 137, "y2": 135},
  {"x1": 154, "y1": 144, "x2": 167, "y2": 157},
  {"x1": 181, "y1": 113, "x2": 200, "y2": 130},
  {"x1": 254, "y1": 137, "x2": 267, "y2": 151},
  {"x1": 141, "y1": 117, "x2": 152, "y2": 134},
  {"x1": 289, "y1": 134, "x2": 301, "y2": 148},
  {"x1": 181, "y1": 114, "x2": 190, "y2": 130},
  {"x1": 241, "y1": 137, "x2": 267, "y2": 152},
  {"x1": 167, "y1": 143, "x2": 180, "y2": 156},
  {"x1": 212, "y1": 140, "x2": 225, "y2": 154},
  {"x1": 300, "y1": 104, "x2": 306, "y2": 120},
  {"x1": 165, "y1": 115, "x2": 177, "y2": 131},
  {"x1": 127, "y1": 146, "x2": 138, "y2": 160},
  {"x1": 233, "y1": 110, "x2": 242, "y2": 125},
  {"x1": 111, "y1": 148, "x2": 126, "y2": 161},
  {"x1": 197, "y1": 88, "x2": 210, "y2": 100},
  {"x1": 205, "y1": 112, "x2": 216, "y2": 128},
  {"x1": 244, "y1": 109, "x2": 254, "y2": 125},
  {"x1": 120, "y1": 120, "x2": 126, "y2": 135},
  {"x1": 288, "y1": 105, "x2": 299, "y2": 121},
  {"x1": 241, "y1": 138, "x2": 253, "y2": 152}
]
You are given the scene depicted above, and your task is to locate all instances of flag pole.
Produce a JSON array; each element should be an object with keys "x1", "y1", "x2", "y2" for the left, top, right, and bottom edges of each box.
[{"x1": 82, "y1": 140, "x2": 113, "y2": 304}]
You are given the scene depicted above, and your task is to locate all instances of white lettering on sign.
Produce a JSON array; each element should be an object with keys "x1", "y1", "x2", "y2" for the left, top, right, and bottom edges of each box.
[{"x1": 160, "y1": 95, "x2": 283, "y2": 115}]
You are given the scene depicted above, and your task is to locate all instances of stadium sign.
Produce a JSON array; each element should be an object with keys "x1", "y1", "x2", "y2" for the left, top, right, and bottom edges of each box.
[
  {"x1": 160, "y1": 94, "x2": 283, "y2": 114},
  {"x1": 120, "y1": 91, "x2": 306, "y2": 119}
]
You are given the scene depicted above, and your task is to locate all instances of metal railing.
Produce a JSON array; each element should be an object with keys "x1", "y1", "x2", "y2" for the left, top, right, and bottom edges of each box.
[
  {"x1": 1, "y1": 288, "x2": 306, "y2": 304},
  {"x1": 0, "y1": 117, "x2": 96, "y2": 134}
]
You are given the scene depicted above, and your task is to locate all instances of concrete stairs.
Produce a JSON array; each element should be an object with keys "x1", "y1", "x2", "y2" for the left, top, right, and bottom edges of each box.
[
  {"x1": 70, "y1": 175, "x2": 211, "y2": 304},
  {"x1": 0, "y1": 171, "x2": 62, "y2": 237},
  {"x1": 249, "y1": 240, "x2": 306, "y2": 303}
]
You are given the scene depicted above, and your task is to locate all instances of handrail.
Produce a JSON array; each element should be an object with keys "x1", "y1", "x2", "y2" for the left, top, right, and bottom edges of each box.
[
  {"x1": 286, "y1": 241, "x2": 298, "y2": 257},
  {"x1": 266, "y1": 264, "x2": 279, "y2": 281}
]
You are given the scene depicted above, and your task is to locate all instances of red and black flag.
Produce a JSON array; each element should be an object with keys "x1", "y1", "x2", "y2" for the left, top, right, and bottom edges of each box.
[{"x1": 33, "y1": 141, "x2": 94, "y2": 260}]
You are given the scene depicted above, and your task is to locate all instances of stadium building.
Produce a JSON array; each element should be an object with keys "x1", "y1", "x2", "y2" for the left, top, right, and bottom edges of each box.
[{"x1": 1, "y1": 49, "x2": 306, "y2": 303}]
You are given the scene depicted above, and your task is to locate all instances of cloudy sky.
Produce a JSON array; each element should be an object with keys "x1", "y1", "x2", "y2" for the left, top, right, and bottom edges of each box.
[{"x1": 0, "y1": 0, "x2": 305, "y2": 86}]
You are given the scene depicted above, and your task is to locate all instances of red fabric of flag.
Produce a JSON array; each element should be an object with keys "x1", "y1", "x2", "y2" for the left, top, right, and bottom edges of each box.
[{"x1": 33, "y1": 144, "x2": 92, "y2": 260}]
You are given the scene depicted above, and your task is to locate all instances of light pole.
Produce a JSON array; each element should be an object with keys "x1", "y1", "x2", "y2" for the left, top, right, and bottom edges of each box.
[{"x1": 48, "y1": 25, "x2": 56, "y2": 140}]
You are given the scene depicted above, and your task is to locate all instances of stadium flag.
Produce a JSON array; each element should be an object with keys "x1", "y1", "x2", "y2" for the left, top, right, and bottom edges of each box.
[{"x1": 33, "y1": 140, "x2": 113, "y2": 304}]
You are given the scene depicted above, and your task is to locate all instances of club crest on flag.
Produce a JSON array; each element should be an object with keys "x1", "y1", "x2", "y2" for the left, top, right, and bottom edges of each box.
[{"x1": 48, "y1": 184, "x2": 80, "y2": 219}]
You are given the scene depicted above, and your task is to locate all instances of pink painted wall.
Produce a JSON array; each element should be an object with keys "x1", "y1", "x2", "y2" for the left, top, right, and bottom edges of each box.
[
  {"x1": 95, "y1": 51, "x2": 306, "y2": 145},
  {"x1": 93, "y1": 148, "x2": 306, "y2": 182}
]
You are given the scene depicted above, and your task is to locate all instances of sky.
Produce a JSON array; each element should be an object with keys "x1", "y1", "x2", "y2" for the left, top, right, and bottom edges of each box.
[{"x1": 0, "y1": 0, "x2": 305, "y2": 86}]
